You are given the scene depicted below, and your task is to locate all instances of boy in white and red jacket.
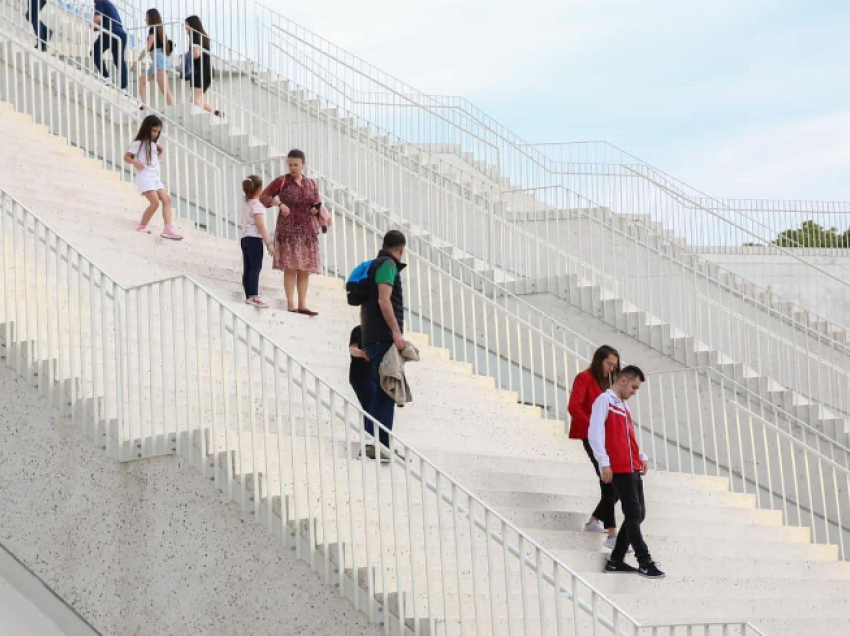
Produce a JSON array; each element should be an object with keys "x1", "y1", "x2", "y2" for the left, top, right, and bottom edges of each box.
[{"x1": 589, "y1": 365, "x2": 665, "y2": 578}]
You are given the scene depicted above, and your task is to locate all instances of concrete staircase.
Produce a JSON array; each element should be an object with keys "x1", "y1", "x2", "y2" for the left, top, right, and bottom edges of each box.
[
  {"x1": 3, "y1": 92, "x2": 850, "y2": 635},
  {"x1": 4, "y1": 0, "x2": 849, "y2": 453}
]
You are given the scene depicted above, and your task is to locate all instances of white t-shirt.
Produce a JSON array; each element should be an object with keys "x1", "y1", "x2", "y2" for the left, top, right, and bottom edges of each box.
[
  {"x1": 240, "y1": 200, "x2": 266, "y2": 239},
  {"x1": 127, "y1": 139, "x2": 161, "y2": 176}
]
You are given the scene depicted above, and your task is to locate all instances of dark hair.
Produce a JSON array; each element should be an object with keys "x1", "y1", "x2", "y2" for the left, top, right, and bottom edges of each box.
[
  {"x1": 133, "y1": 115, "x2": 163, "y2": 166},
  {"x1": 287, "y1": 148, "x2": 306, "y2": 162},
  {"x1": 589, "y1": 345, "x2": 620, "y2": 390},
  {"x1": 382, "y1": 230, "x2": 406, "y2": 250},
  {"x1": 146, "y1": 9, "x2": 166, "y2": 51},
  {"x1": 618, "y1": 365, "x2": 646, "y2": 383},
  {"x1": 185, "y1": 15, "x2": 210, "y2": 50},
  {"x1": 242, "y1": 174, "x2": 263, "y2": 200}
]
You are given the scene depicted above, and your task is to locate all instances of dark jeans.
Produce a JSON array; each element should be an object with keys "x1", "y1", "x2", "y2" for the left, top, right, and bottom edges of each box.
[
  {"x1": 611, "y1": 472, "x2": 652, "y2": 566},
  {"x1": 92, "y1": 31, "x2": 128, "y2": 90},
  {"x1": 241, "y1": 237, "x2": 263, "y2": 298},
  {"x1": 582, "y1": 439, "x2": 619, "y2": 529},
  {"x1": 364, "y1": 341, "x2": 394, "y2": 448},
  {"x1": 27, "y1": 0, "x2": 51, "y2": 51},
  {"x1": 350, "y1": 379, "x2": 374, "y2": 443}
]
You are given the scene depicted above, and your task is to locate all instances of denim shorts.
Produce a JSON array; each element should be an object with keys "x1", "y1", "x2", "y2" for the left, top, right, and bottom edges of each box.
[{"x1": 146, "y1": 50, "x2": 172, "y2": 76}]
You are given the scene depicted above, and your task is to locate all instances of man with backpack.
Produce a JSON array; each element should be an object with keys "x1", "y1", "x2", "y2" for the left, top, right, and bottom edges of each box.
[{"x1": 346, "y1": 230, "x2": 407, "y2": 461}]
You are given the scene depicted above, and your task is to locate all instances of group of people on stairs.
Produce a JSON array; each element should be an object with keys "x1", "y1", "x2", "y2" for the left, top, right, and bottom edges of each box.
[
  {"x1": 569, "y1": 346, "x2": 666, "y2": 578},
  {"x1": 25, "y1": 2, "x2": 221, "y2": 114}
]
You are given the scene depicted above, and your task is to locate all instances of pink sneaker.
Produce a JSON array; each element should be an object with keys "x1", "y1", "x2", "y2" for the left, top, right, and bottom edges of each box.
[
  {"x1": 161, "y1": 228, "x2": 183, "y2": 241},
  {"x1": 245, "y1": 297, "x2": 269, "y2": 308},
  {"x1": 136, "y1": 224, "x2": 152, "y2": 234}
]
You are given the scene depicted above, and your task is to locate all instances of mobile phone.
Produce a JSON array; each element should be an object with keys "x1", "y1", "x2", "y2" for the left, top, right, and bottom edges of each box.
[{"x1": 312, "y1": 202, "x2": 322, "y2": 210}]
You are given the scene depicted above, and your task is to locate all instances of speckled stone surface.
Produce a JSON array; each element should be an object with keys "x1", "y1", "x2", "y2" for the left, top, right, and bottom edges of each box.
[{"x1": 0, "y1": 366, "x2": 381, "y2": 636}]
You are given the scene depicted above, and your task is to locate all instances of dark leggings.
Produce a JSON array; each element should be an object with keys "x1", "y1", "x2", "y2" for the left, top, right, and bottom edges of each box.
[
  {"x1": 611, "y1": 472, "x2": 651, "y2": 566},
  {"x1": 582, "y1": 439, "x2": 619, "y2": 529},
  {"x1": 241, "y1": 237, "x2": 264, "y2": 298},
  {"x1": 28, "y1": 0, "x2": 51, "y2": 51}
]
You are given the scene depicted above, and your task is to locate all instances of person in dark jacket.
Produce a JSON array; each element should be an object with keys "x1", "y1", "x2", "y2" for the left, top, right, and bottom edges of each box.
[
  {"x1": 568, "y1": 345, "x2": 621, "y2": 547},
  {"x1": 360, "y1": 230, "x2": 406, "y2": 461},
  {"x1": 92, "y1": 0, "x2": 128, "y2": 90},
  {"x1": 589, "y1": 365, "x2": 665, "y2": 579},
  {"x1": 349, "y1": 324, "x2": 373, "y2": 433}
]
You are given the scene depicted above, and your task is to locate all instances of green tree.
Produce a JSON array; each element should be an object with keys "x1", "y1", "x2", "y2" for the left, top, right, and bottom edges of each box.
[{"x1": 769, "y1": 220, "x2": 850, "y2": 249}]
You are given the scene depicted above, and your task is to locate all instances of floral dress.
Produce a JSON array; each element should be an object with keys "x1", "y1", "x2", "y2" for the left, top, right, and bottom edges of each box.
[{"x1": 260, "y1": 174, "x2": 321, "y2": 274}]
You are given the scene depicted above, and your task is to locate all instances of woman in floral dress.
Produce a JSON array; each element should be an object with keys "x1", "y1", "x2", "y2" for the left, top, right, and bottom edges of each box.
[{"x1": 260, "y1": 149, "x2": 322, "y2": 316}]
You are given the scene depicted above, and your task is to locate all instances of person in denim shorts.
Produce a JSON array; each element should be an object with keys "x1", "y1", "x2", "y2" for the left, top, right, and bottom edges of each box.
[{"x1": 132, "y1": 9, "x2": 175, "y2": 109}]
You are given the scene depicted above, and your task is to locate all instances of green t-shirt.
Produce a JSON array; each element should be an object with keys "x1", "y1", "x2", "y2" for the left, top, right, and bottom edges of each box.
[{"x1": 374, "y1": 260, "x2": 397, "y2": 286}]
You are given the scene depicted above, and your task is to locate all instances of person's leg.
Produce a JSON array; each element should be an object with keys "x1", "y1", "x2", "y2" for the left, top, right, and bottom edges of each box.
[
  {"x1": 611, "y1": 473, "x2": 652, "y2": 566},
  {"x1": 158, "y1": 189, "x2": 173, "y2": 225},
  {"x1": 29, "y1": 0, "x2": 50, "y2": 50},
  {"x1": 139, "y1": 191, "x2": 159, "y2": 227},
  {"x1": 283, "y1": 269, "x2": 297, "y2": 310},
  {"x1": 583, "y1": 439, "x2": 617, "y2": 538},
  {"x1": 155, "y1": 69, "x2": 175, "y2": 106},
  {"x1": 241, "y1": 238, "x2": 252, "y2": 299},
  {"x1": 117, "y1": 34, "x2": 128, "y2": 90},
  {"x1": 364, "y1": 341, "x2": 395, "y2": 449},
  {"x1": 139, "y1": 75, "x2": 148, "y2": 105},
  {"x1": 246, "y1": 238, "x2": 263, "y2": 298},
  {"x1": 92, "y1": 35, "x2": 108, "y2": 80},
  {"x1": 296, "y1": 270, "x2": 310, "y2": 309},
  {"x1": 350, "y1": 379, "x2": 375, "y2": 440}
]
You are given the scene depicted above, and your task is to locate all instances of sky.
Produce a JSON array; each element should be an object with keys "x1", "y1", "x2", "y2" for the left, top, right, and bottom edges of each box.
[{"x1": 267, "y1": 0, "x2": 850, "y2": 201}]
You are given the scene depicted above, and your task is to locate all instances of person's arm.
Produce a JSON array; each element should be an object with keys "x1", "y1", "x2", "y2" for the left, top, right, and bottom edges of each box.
[
  {"x1": 260, "y1": 177, "x2": 289, "y2": 215},
  {"x1": 588, "y1": 394, "x2": 612, "y2": 482},
  {"x1": 634, "y1": 413, "x2": 649, "y2": 475},
  {"x1": 192, "y1": 43, "x2": 202, "y2": 61},
  {"x1": 348, "y1": 344, "x2": 369, "y2": 359},
  {"x1": 309, "y1": 179, "x2": 322, "y2": 215},
  {"x1": 567, "y1": 372, "x2": 590, "y2": 430},
  {"x1": 377, "y1": 283, "x2": 406, "y2": 351},
  {"x1": 253, "y1": 212, "x2": 274, "y2": 253},
  {"x1": 124, "y1": 151, "x2": 145, "y2": 171}
]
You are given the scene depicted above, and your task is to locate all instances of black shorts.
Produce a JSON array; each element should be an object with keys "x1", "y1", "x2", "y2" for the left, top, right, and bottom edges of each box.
[{"x1": 191, "y1": 75, "x2": 211, "y2": 92}]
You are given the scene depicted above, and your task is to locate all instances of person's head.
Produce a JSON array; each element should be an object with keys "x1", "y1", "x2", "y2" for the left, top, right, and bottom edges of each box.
[
  {"x1": 135, "y1": 114, "x2": 163, "y2": 142},
  {"x1": 287, "y1": 149, "x2": 305, "y2": 177},
  {"x1": 382, "y1": 230, "x2": 406, "y2": 260},
  {"x1": 145, "y1": 8, "x2": 163, "y2": 26},
  {"x1": 589, "y1": 345, "x2": 620, "y2": 390},
  {"x1": 242, "y1": 174, "x2": 263, "y2": 200},
  {"x1": 185, "y1": 15, "x2": 209, "y2": 48},
  {"x1": 613, "y1": 365, "x2": 645, "y2": 401}
]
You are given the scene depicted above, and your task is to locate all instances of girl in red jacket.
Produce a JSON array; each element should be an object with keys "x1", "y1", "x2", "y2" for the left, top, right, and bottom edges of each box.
[{"x1": 568, "y1": 345, "x2": 620, "y2": 548}]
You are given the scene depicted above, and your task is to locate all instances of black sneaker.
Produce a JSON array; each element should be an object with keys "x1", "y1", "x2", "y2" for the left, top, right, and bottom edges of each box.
[
  {"x1": 637, "y1": 561, "x2": 665, "y2": 579},
  {"x1": 604, "y1": 559, "x2": 637, "y2": 574}
]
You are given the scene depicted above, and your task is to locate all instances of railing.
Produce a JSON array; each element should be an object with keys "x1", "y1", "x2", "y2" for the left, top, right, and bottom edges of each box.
[
  {"x1": 7, "y1": 0, "x2": 850, "y2": 465},
  {"x1": 633, "y1": 367, "x2": 850, "y2": 560},
  {"x1": 1, "y1": 186, "x2": 769, "y2": 636}
]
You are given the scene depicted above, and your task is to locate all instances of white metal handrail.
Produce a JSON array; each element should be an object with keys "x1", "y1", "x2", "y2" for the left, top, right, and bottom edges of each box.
[
  {"x1": 7, "y1": 0, "x2": 850, "y2": 463},
  {"x1": 2, "y1": 184, "x2": 738, "y2": 636},
  {"x1": 634, "y1": 366, "x2": 850, "y2": 561}
]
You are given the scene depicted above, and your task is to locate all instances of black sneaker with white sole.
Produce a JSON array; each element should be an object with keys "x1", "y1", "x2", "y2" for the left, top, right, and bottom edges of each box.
[
  {"x1": 604, "y1": 559, "x2": 637, "y2": 574},
  {"x1": 637, "y1": 561, "x2": 665, "y2": 578}
]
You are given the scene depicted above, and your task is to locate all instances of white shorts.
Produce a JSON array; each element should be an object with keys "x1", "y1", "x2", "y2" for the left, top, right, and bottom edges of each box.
[{"x1": 135, "y1": 173, "x2": 165, "y2": 195}]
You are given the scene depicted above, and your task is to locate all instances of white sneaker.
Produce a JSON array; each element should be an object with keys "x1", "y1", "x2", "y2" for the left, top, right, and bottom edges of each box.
[
  {"x1": 101, "y1": 77, "x2": 113, "y2": 87},
  {"x1": 603, "y1": 536, "x2": 633, "y2": 552},
  {"x1": 584, "y1": 520, "x2": 606, "y2": 533}
]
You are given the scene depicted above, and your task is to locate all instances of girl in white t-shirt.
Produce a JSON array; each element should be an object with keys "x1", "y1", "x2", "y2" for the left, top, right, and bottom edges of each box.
[
  {"x1": 123, "y1": 115, "x2": 182, "y2": 240},
  {"x1": 241, "y1": 175, "x2": 276, "y2": 308}
]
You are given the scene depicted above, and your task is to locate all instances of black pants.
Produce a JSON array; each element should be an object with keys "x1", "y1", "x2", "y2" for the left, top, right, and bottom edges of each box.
[
  {"x1": 611, "y1": 472, "x2": 652, "y2": 565},
  {"x1": 350, "y1": 379, "x2": 374, "y2": 445},
  {"x1": 28, "y1": 0, "x2": 51, "y2": 51},
  {"x1": 582, "y1": 439, "x2": 619, "y2": 529},
  {"x1": 92, "y1": 31, "x2": 128, "y2": 90},
  {"x1": 241, "y1": 237, "x2": 264, "y2": 298}
]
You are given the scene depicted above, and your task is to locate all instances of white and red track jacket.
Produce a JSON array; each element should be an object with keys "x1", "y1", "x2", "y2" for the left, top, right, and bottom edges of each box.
[{"x1": 588, "y1": 389, "x2": 648, "y2": 474}]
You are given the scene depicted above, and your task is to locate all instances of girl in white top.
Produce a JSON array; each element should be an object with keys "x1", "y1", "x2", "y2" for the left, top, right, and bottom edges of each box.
[
  {"x1": 241, "y1": 175, "x2": 276, "y2": 308},
  {"x1": 123, "y1": 115, "x2": 182, "y2": 240}
]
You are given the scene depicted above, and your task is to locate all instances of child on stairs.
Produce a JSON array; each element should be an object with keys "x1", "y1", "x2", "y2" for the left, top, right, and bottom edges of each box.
[
  {"x1": 124, "y1": 115, "x2": 183, "y2": 240},
  {"x1": 240, "y1": 175, "x2": 276, "y2": 308}
]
